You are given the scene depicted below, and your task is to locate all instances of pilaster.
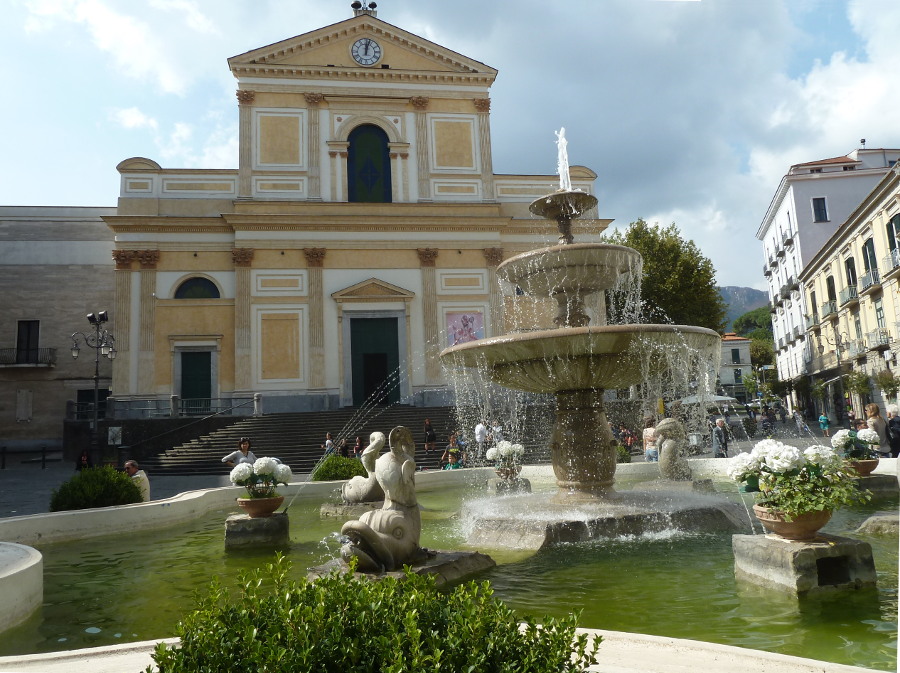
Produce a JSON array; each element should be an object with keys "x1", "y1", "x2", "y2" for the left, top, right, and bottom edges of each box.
[
  {"x1": 411, "y1": 96, "x2": 431, "y2": 202},
  {"x1": 136, "y1": 250, "x2": 160, "y2": 395},
  {"x1": 112, "y1": 250, "x2": 135, "y2": 395},
  {"x1": 418, "y1": 248, "x2": 440, "y2": 380},
  {"x1": 305, "y1": 93, "x2": 324, "y2": 200},
  {"x1": 483, "y1": 247, "x2": 504, "y2": 336},
  {"x1": 474, "y1": 98, "x2": 496, "y2": 202},
  {"x1": 233, "y1": 248, "x2": 254, "y2": 390},
  {"x1": 237, "y1": 90, "x2": 255, "y2": 198},
  {"x1": 304, "y1": 248, "x2": 327, "y2": 388}
]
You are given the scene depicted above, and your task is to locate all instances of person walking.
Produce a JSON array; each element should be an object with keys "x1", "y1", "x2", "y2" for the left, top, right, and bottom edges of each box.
[
  {"x1": 818, "y1": 412, "x2": 831, "y2": 437},
  {"x1": 423, "y1": 419, "x2": 437, "y2": 453},
  {"x1": 321, "y1": 432, "x2": 335, "y2": 456},
  {"x1": 712, "y1": 418, "x2": 728, "y2": 458}
]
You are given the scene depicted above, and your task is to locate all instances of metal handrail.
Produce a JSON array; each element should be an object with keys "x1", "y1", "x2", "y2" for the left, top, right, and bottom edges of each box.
[{"x1": 0, "y1": 347, "x2": 57, "y2": 365}]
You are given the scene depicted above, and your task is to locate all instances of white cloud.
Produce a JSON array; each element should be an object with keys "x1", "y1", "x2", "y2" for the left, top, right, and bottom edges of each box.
[{"x1": 109, "y1": 107, "x2": 158, "y2": 131}]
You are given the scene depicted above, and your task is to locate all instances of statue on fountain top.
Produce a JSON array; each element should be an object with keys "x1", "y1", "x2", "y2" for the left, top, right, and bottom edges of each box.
[
  {"x1": 341, "y1": 431, "x2": 386, "y2": 504},
  {"x1": 340, "y1": 426, "x2": 427, "y2": 572},
  {"x1": 656, "y1": 418, "x2": 693, "y2": 482}
]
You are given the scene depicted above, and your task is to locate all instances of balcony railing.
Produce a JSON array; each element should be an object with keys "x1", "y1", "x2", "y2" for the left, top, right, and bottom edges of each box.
[
  {"x1": 805, "y1": 314, "x2": 820, "y2": 330},
  {"x1": 838, "y1": 285, "x2": 858, "y2": 306},
  {"x1": 860, "y1": 269, "x2": 881, "y2": 291},
  {"x1": 791, "y1": 326, "x2": 801, "y2": 341},
  {"x1": 883, "y1": 249, "x2": 900, "y2": 277},
  {"x1": 846, "y1": 338, "x2": 867, "y2": 358},
  {"x1": 769, "y1": 256, "x2": 777, "y2": 268},
  {"x1": 776, "y1": 247, "x2": 786, "y2": 258},
  {"x1": 0, "y1": 347, "x2": 57, "y2": 366},
  {"x1": 782, "y1": 231, "x2": 794, "y2": 247},
  {"x1": 763, "y1": 264, "x2": 772, "y2": 277},
  {"x1": 779, "y1": 285, "x2": 791, "y2": 300},
  {"x1": 820, "y1": 300, "x2": 837, "y2": 318},
  {"x1": 809, "y1": 351, "x2": 838, "y2": 372},
  {"x1": 866, "y1": 328, "x2": 892, "y2": 350}
]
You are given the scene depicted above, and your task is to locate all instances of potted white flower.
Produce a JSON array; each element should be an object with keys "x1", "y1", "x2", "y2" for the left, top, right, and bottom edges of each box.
[
  {"x1": 833, "y1": 428, "x2": 880, "y2": 476},
  {"x1": 230, "y1": 457, "x2": 293, "y2": 518},
  {"x1": 727, "y1": 440, "x2": 868, "y2": 540}
]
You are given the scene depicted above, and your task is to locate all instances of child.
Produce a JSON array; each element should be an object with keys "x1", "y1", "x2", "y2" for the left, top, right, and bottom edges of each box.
[{"x1": 443, "y1": 453, "x2": 462, "y2": 470}]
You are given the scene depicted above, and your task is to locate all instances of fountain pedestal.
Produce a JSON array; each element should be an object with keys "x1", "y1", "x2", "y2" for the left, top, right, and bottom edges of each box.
[
  {"x1": 551, "y1": 389, "x2": 617, "y2": 499},
  {"x1": 225, "y1": 512, "x2": 289, "y2": 549}
]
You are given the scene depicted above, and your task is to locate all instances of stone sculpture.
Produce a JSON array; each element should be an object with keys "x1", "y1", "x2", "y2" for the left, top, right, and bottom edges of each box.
[
  {"x1": 341, "y1": 431, "x2": 386, "y2": 504},
  {"x1": 656, "y1": 417, "x2": 692, "y2": 481},
  {"x1": 340, "y1": 426, "x2": 426, "y2": 572}
]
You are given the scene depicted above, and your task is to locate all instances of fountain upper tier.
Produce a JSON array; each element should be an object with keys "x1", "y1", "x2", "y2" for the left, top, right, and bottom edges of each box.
[{"x1": 441, "y1": 324, "x2": 720, "y2": 395}]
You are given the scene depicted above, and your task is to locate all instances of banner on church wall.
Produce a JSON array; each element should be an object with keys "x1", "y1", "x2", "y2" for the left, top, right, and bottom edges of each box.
[{"x1": 445, "y1": 311, "x2": 484, "y2": 346}]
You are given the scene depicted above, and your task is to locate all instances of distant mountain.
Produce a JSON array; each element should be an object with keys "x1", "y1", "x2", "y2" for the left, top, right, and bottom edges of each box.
[{"x1": 718, "y1": 286, "x2": 768, "y2": 331}]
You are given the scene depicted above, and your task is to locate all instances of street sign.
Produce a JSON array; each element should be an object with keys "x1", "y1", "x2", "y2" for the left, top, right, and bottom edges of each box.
[{"x1": 757, "y1": 392, "x2": 763, "y2": 398}]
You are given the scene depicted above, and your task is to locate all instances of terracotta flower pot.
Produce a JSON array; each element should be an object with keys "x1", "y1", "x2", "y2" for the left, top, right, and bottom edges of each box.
[
  {"x1": 752, "y1": 504, "x2": 831, "y2": 541},
  {"x1": 237, "y1": 495, "x2": 284, "y2": 518},
  {"x1": 849, "y1": 458, "x2": 879, "y2": 477}
]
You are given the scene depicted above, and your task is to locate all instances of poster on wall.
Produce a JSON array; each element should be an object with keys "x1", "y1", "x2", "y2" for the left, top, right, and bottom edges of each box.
[{"x1": 446, "y1": 311, "x2": 484, "y2": 346}]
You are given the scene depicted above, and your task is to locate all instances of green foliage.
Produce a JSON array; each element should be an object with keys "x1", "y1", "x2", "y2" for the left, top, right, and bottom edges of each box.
[
  {"x1": 769, "y1": 378, "x2": 791, "y2": 398},
  {"x1": 749, "y1": 338, "x2": 774, "y2": 368},
  {"x1": 615, "y1": 443, "x2": 632, "y2": 463},
  {"x1": 743, "y1": 370, "x2": 759, "y2": 398},
  {"x1": 811, "y1": 380, "x2": 827, "y2": 401},
  {"x1": 873, "y1": 369, "x2": 899, "y2": 398},
  {"x1": 148, "y1": 555, "x2": 600, "y2": 673},
  {"x1": 604, "y1": 219, "x2": 727, "y2": 331},
  {"x1": 742, "y1": 417, "x2": 757, "y2": 438},
  {"x1": 757, "y1": 462, "x2": 869, "y2": 520},
  {"x1": 733, "y1": 307, "x2": 773, "y2": 337},
  {"x1": 309, "y1": 454, "x2": 368, "y2": 481},
  {"x1": 50, "y1": 465, "x2": 143, "y2": 511},
  {"x1": 844, "y1": 371, "x2": 872, "y2": 397}
]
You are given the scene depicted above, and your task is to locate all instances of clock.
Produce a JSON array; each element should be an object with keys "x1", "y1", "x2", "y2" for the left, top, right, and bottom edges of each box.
[{"x1": 351, "y1": 37, "x2": 382, "y2": 66}]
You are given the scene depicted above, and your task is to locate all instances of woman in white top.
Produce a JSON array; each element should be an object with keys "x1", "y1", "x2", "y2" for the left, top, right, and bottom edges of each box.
[
  {"x1": 642, "y1": 418, "x2": 658, "y2": 462},
  {"x1": 865, "y1": 403, "x2": 891, "y2": 457},
  {"x1": 222, "y1": 437, "x2": 257, "y2": 467}
]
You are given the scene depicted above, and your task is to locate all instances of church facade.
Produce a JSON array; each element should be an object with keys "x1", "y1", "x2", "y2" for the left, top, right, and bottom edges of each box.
[{"x1": 106, "y1": 7, "x2": 606, "y2": 416}]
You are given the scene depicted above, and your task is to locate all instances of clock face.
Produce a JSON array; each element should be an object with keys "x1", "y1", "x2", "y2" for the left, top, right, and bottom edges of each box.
[{"x1": 351, "y1": 37, "x2": 382, "y2": 66}]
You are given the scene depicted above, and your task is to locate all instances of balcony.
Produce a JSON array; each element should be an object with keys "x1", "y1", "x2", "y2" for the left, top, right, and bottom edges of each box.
[
  {"x1": 859, "y1": 269, "x2": 881, "y2": 294},
  {"x1": 838, "y1": 284, "x2": 858, "y2": 307},
  {"x1": 809, "y1": 351, "x2": 839, "y2": 373},
  {"x1": 786, "y1": 276, "x2": 799, "y2": 291},
  {"x1": 778, "y1": 337, "x2": 785, "y2": 350},
  {"x1": 779, "y1": 285, "x2": 791, "y2": 300},
  {"x1": 866, "y1": 328, "x2": 892, "y2": 351},
  {"x1": 776, "y1": 247, "x2": 786, "y2": 258},
  {"x1": 820, "y1": 300, "x2": 837, "y2": 319},
  {"x1": 883, "y1": 249, "x2": 900, "y2": 280},
  {"x1": 0, "y1": 347, "x2": 57, "y2": 367},
  {"x1": 846, "y1": 338, "x2": 867, "y2": 358},
  {"x1": 805, "y1": 314, "x2": 820, "y2": 330},
  {"x1": 782, "y1": 231, "x2": 794, "y2": 247},
  {"x1": 768, "y1": 256, "x2": 778, "y2": 269},
  {"x1": 791, "y1": 326, "x2": 801, "y2": 341},
  {"x1": 763, "y1": 264, "x2": 772, "y2": 277}
]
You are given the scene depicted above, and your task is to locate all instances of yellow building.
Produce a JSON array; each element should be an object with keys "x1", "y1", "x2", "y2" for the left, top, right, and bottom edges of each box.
[
  {"x1": 105, "y1": 7, "x2": 606, "y2": 416},
  {"x1": 799, "y1": 162, "x2": 900, "y2": 418}
]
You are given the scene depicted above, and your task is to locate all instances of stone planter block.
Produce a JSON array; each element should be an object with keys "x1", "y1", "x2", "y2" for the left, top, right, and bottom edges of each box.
[
  {"x1": 732, "y1": 533, "x2": 876, "y2": 596},
  {"x1": 225, "y1": 512, "x2": 290, "y2": 549}
]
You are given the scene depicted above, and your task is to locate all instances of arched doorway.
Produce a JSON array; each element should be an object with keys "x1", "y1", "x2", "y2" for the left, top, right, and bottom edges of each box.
[{"x1": 348, "y1": 124, "x2": 391, "y2": 203}]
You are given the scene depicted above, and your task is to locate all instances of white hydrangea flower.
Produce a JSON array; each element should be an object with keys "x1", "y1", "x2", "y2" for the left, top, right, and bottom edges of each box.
[
  {"x1": 511, "y1": 443, "x2": 525, "y2": 456},
  {"x1": 498, "y1": 443, "x2": 513, "y2": 457},
  {"x1": 856, "y1": 428, "x2": 880, "y2": 445},
  {"x1": 275, "y1": 463, "x2": 293, "y2": 484},
  {"x1": 761, "y1": 443, "x2": 805, "y2": 473},
  {"x1": 750, "y1": 438, "x2": 783, "y2": 463},
  {"x1": 496, "y1": 440, "x2": 512, "y2": 452},
  {"x1": 229, "y1": 463, "x2": 253, "y2": 484},
  {"x1": 726, "y1": 452, "x2": 759, "y2": 481},
  {"x1": 485, "y1": 447, "x2": 498, "y2": 461},
  {"x1": 804, "y1": 445, "x2": 841, "y2": 468},
  {"x1": 830, "y1": 429, "x2": 853, "y2": 451},
  {"x1": 253, "y1": 456, "x2": 279, "y2": 476}
]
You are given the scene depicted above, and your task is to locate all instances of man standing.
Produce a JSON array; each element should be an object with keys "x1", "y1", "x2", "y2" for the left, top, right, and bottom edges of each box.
[
  {"x1": 474, "y1": 420, "x2": 487, "y2": 460},
  {"x1": 124, "y1": 460, "x2": 150, "y2": 501},
  {"x1": 712, "y1": 419, "x2": 728, "y2": 458}
]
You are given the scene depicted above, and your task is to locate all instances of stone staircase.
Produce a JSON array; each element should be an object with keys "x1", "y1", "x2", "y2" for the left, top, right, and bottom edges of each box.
[{"x1": 138, "y1": 404, "x2": 555, "y2": 476}]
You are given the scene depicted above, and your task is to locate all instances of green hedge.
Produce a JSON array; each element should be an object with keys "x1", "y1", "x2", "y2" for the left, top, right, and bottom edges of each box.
[
  {"x1": 615, "y1": 443, "x2": 632, "y2": 463},
  {"x1": 148, "y1": 555, "x2": 599, "y2": 672},
  {"x1": 309, "y1": 454, "x2": 368, "y2": 481},
  {"x1": 50, "y1": 465, "x2": 143, "y2": 511}
]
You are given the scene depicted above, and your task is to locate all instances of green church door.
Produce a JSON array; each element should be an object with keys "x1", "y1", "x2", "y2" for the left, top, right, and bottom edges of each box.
[
  {"x1": 350, "y1": 318, "x2": 399, "y2": 406},
  {"x1": 348, "y1": 124, "x2": 391, "y2": 203},
  {"x1": 181, "y1": 351, "x2": 211, "y2": 415}
]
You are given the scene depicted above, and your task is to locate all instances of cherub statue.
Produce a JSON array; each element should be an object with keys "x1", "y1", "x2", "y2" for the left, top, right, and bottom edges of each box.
[
  {"x1": 340, "y1": 426, "x2": 427, "y2": 572},
  {"x1": 341, "y1": 431, "x2": 385, "y2": 504},
  {"x1": 656, "y1": 417, "x2": 692, "y2": 481}
]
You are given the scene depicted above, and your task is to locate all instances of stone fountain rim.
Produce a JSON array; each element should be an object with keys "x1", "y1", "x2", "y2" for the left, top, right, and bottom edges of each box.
[{"x1": 497, "y1": 242, "x2": 642, "y2": 277}]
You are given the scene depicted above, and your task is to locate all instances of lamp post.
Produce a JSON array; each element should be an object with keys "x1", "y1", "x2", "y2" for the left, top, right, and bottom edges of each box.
[
  {"x1": 819, "y1": 331, "x2": 848, "y2": 426},
  {"x1": 71, "y1": 311, "x2": 116, "y2": 465}
]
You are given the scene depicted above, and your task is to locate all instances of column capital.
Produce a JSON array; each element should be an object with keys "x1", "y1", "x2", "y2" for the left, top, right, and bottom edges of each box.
[
  {"x1": 409, "y1": 96, "x2": 429, "y2": 111},
  {"x1": 112, "y1": 250, "x2": 136, "y2": 269},
  {"x1": 473, "y1": 97, "x2": 491, "y2": 113},
  {"x1": 304, "y1": 92, "x2": 325, "y2": 106},
  {"x1": 483, "y1": 247, "x2": 504, "y2": 266},
  {"x1": 135, "y1": 250, "x2": 160, "y2": 269},
  {"x1": 304, "y1": 247, "x2": 327, "y2": 267},
  {"x1": 417, "y1": 248, "x2": 439, "y2": 267},
  {"x1": 236, "y1": 89, "x2": 256, "y2": 105},
  {"x1": 232, "y1": 248, "x2": 254, "y2": 267}
]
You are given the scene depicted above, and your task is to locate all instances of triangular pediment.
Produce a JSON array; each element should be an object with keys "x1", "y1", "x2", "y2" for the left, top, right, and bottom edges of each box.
[
  {"x1": 228, "y1": 15, "x2": 496, "y2": 82},
  {"x1": 332, "y1": 278, "x2": 415, "y2": 302}
]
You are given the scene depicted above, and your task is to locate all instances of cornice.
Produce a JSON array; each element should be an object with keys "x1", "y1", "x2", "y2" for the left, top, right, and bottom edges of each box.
[{"x1": 230, "y1": 66, "x2": 495, "y2": 87}]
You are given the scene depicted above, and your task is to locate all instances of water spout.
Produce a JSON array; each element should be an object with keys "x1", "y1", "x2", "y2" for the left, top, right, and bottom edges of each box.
[{"x1": 555, "y1": 127, "x2": 571, "y2": 192}]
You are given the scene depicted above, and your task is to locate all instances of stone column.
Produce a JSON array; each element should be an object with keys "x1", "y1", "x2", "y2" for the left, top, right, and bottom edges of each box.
[
  {"x1": 135, "y1": 250, "x2": 160, "y2": 396},
  {"x1": 410, "y1": 96, "x2": 430, "y2": 202},
  {"x1": 233, "y1": 248, "x2": 254, "y2": 391},
  {"x1": 327, "y1": 142, "x2": 350, "y2": 202},
  {"x1": 418, "y1": 248, "x2": 440, "y2": 381},
  {"x1": 483, "y1": 247, "x2": 504, "y2": 336},
  {"x1": 304, "y1": 248, "x2": 327, "y2": 389},
  {"x1": 236, "y1": 90, "x2": 255, "y2": 198},
  {"x1": 387, "y1": 143, "x2": 410, "y2": 202},
  {"x1": 474, "y1": 98, "x2": 496, "y2": 202},
  {"x1": 304, "y1": 93, "x2": 324, "y2": 200},
  {"x1": 112, "y1": 250, "x2": 136, "y2": 395}
]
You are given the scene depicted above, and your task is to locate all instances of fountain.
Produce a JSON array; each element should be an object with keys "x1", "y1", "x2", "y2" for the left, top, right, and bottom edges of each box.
[{"x1": 441, "y1": 130, "x2": 745, "y2": 547}]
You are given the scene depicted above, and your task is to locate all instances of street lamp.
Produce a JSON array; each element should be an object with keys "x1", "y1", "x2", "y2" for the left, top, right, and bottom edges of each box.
[
  {"x1": 71, "y1": 311, "x2": 116, "y2": 464},
  {"x1": 818, "y1": 331, "x2": 849, "y2": 426}
]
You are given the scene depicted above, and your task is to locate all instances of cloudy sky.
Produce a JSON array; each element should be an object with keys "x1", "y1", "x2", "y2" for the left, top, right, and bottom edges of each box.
[{"x1": 3, "y1": 0, "x2": 899, "y2": 289}]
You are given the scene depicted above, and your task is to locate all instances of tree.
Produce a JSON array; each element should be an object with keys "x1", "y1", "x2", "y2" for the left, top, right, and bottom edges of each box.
[
  {"x1": 604, "y1": 219, "x2": 727, "y2": 331},
  {"x1": 733, "y1": 307, "x2": 773, "y2": 337},
  {"x1": 749, "y1": 338, "x2": 774, "y2": 368}
]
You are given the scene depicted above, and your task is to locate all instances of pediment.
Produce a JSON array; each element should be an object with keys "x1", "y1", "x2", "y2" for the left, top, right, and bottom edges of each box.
[
  {"x1": 332, "y1": 278, "x2": 415, "y2": 302},
  {"x1": 228, "y1": 15, "x2": 496, "y2": 81}
]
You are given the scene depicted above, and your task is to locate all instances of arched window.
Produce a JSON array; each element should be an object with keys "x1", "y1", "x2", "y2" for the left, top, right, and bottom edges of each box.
[
  {"x1": 174, "y1": 277, "x2": 220, "y2": 299},
  {"x1": 348, "y1": 124, "x2": 391, "y2": 203}
]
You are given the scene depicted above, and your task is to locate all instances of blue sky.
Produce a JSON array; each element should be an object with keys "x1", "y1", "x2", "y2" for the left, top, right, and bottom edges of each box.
[{"x1": 2, "y1": 0, "x2": 899, "y2": 289}]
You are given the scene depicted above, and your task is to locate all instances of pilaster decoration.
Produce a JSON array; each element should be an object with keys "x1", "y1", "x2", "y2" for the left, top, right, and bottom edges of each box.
[
  {"x1": 234, "y1": 262, "x2": 252, "y2": 387},
  {"x1": 236, "y1": 90, "x2": 256, "y2": 104},
  {"x1": 135, "y1": 250, "x2": 160, "y2": 269},
  {"x1": 483, "y1": 248, "x2": 504, "y2": 266},
  {"x1": 304, "y1": 94, "x2": 324, "y2": 199},
  {"x1": 417, "y1": 248, "x2": 439, "y2": 267},
  {"x1": 112, "y1": 250, "x2": 136, "y2": 269},
  {"x1": 303, "y1": 247, "x2": 327, "y2": 268},
  {"x1": 414, "y1": 100, "x2": 431, "y2": 201},
  {"x1": 409, "y1": 96, "x2": 429, "y2": 110},
  {"x1": 477, "y1": 110, "x2": 496, "y2": 202},
  {"x1": 113, "y1": 262, "x2": 133, "y2": 393},
  {"x1": 473, "y1": 98, "x2": 491, "y2": 113},
  {"x1": 304, "y1": 92, "x2": 325, "y2": 106},
  {"x1": 232, "y1": 248, "x2": 254, "y2": 267}
]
